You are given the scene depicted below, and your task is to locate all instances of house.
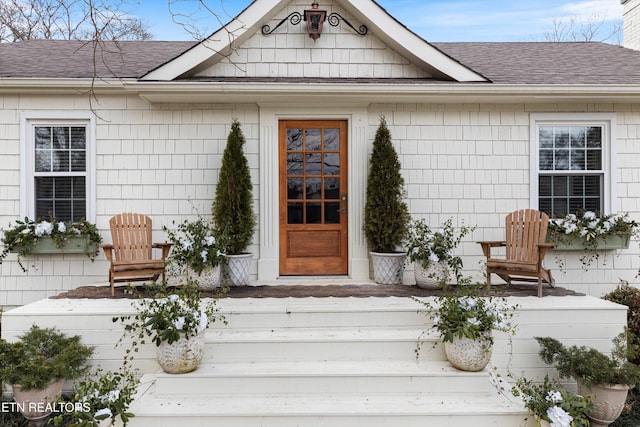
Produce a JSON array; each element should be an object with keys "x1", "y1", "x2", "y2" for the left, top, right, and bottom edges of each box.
[{"x1": 2, "y1": 0, "x2": 640, "y2": 308}]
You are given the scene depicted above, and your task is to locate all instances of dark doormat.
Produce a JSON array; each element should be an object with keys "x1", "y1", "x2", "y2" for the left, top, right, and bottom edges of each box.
[{"x1": 51, "y1": 283, "x2": 583, "y2": 299}]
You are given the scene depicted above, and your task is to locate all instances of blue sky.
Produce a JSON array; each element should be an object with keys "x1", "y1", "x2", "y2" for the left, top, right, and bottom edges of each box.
[{"x1": 133, "y1": 0, "x2": 623, "y2": 42}]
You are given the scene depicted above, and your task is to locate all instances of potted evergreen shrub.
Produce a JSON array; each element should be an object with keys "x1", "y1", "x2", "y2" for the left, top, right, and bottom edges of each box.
[
  {"x1": 535, "y1": 335, "x2": 640, "y2": 426},
  {"x1": 212, "y1": 118, "x2": 256, "y2": 286},
  {"x1": 364, "y1": 116, "x2": 411, "y2": 284},
  {"x1": 0, "y1": 325, "x2": 94, "y2": 422}
]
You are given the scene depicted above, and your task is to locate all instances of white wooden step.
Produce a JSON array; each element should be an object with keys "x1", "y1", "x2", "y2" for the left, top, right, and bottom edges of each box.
[{"x1": 153, "y1": 361, "x2": 490, "y2": 397}]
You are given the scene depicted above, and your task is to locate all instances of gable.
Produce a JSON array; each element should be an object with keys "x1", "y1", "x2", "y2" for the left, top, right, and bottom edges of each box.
[{"x1": 142, "y1": 0, "x2": 487, "y2": 82}]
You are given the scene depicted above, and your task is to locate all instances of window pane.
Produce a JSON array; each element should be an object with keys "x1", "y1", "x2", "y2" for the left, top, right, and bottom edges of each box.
[
  {"x1": 324, "y1": 153, "x2": 340, "y2": 175},
  {"x1": 570, "y1": 149, "x2": 585, "y2": 171},
  {"x1": 52, "y1": 127, "x2": 70, "y2": 149},
  {"x1": 539, "y1": 150, "x2": 553, "y2": 170},
  {"x1": 570, "y1": 127, "x2": 586, "y2": 148},
  {"x1": 587, "y1": 127, "x2": 602, "y2": 148},
  {"x1": 554, "y1": 149, "x2": 569, "y2": 170},
  {"x1": 306, "y1": 203, "x2": 322, "y2": 224},
  {"x1": 287, "y1": 153, "x2": 303, "y2": 175},
  {"x1": 287, "y1": 128, "x2": 303, "y2": 151},
  {"x1": 288, "y1": 203, "x2": 303, "y2": 224},
  {"x1": 324, "y1": 128, "x2": 340, "y2": 150},
  {"x1": 305, "y1": 153, "x2": 321, "y2": 175},
  {"x1": 70, "y1": 127, "x2": 86, "y2": 149},
  {"x1": 35, "y1": 151, "x2": 51, "y2": 172},
  {"x1": 71, "y1": 151, "x2": 86, "y2": 171},
  {"x1": 587, "y1": 149, "x2": 602, "y2": 170},
  {"x1": 553, "y1": 176, "x2": 568, "y2": 196},
  {"x1": 325, "y1": 178, "x2": 340, "y2": 199},
  {"x1": 539, "y1": 127, "x2": 553, "y2": 149},
  {"x1": 305, "y1": 128, "x2": 321, "y2": 151},
  {"x1": 288, "y1": 178, "x2": 303, "y2": 199},
  {"x1": 306, "y1": 178, "x2": 322, "y2": 199},
  {"x1": 325, "y1": 202, "x2": 340, "y2": 224},
  {"x1": 554, "y1": 127, "x2": 569, "y2": 148},
  {"x1": 53, "y1": 150, "x2": 70, "y2": 172},
  {"x1": 35, "y1": 127, "x2": 51, "y2": 149}
]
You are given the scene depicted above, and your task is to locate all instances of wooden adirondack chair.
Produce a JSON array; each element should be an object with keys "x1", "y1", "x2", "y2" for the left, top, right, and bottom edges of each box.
[
  {"x1": 101, "y1": 213, "x2": 172, "y2": 297},
  {"x1": 477, "y1": 209, "x2": 556, "y2": 297}
]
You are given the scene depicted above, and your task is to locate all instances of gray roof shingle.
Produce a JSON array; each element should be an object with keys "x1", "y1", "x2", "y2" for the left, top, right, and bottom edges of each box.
[{"x1": 2, "y1": 39, "x2": 640, "y2": 85}]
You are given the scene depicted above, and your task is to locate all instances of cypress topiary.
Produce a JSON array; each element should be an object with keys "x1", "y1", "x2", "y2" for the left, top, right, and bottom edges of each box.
[
  {"x1": 212, "y1": 119, "x2": 256, "y2": 254},
  {"x1": 364, "y1": 116, "x2": 410, "y2": 253}
]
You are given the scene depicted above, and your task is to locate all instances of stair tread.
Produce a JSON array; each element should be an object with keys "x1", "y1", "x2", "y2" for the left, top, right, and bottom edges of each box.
[{"x1": 209, "y1": 327, "x2": 437, "y2": 341}]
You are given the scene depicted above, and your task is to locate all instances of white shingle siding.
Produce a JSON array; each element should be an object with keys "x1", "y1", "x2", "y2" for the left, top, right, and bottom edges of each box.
[
  {"x1": 624, "y1": 0, "x2": 640, "y2": 51},
  {"x1": 1, "y1": 94, "x2": 639, "y2": 307}
]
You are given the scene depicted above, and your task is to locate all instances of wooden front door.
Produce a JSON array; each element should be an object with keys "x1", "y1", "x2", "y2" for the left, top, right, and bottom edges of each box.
[{"x1": 279, "y1": 120, "x2": 348, "y2": 275}]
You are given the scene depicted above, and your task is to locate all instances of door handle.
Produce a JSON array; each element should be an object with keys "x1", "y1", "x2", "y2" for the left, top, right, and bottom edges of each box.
[{"x1": 339, "y1": 193, "x2": 348, "y2": 214}]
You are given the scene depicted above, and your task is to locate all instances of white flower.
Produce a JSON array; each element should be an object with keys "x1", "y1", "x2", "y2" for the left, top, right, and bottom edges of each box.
[
  {"x1": 459, "y1": 296, "x2": 477, "y2": 310},
  {"x1": 197, "y1": 309, "x2": 208, "y2": 332},
  {"x1": 35, "y1": 221, "x2": 53, "y2": 236},
  {"x1": 173, "y1": 316, "x2": 186, "y2": 330},
  {"x1": 564, "y1": 223, "x2": 577, "y2": 234},
  {"x1": 583, "y1": 211, "x2": 597, "y2": 221},
  {"x1": 181, "y1": 239, "x2": 193, "y2": 251},
  {"x1": 200, "y1": 249, "x2": 208, "y2": 262},
  {"x1": 57, "y1": 222, "x2": 66, "y2": 233},
  {"x1": 21, "y1": 228, "x2": 31, "y2": 234},
  {"x1": 546, "y1": 405, "x2": 573, "y2": 427},
  {"x1": 94, "y1": 408, "x2": 113, "y2": 419},
  {"x1": 545, "y1": 390, "x2": 562, "y2": 404},
  {"x1": 168, "y1": 294, "x2": 180, "y2": 302},
  {"x1": 107, "y1": 389, "x2": 120, "y2": 403},
  {"x1": 412, "y1": 247, "x2": 419, "y2": 254},
  {"x1": 467, "y1": 317, "x2": 481, "y2": 326},
  {"x1": 428, "y1": 252, "x2": 440, "y2": 263},
  {"x1": 204, "y1": 236, "x2": 216, "y2": 246},
  {"x1": 433, "y1": 315, "x2": 441, "y2": 325}
]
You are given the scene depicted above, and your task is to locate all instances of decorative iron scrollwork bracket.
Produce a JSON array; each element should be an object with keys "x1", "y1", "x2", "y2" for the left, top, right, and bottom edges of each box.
[{"x1": 261, "y1": 11, "x2": 368, "y2": 36}]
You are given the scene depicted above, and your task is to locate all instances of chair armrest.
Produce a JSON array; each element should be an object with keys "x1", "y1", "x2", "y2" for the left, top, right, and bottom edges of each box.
[
  {"x1": 477, "y1": 241, "x2": 506, "y2": 258},
  {"x1": 537, "y1": 242, "x2": 556, "y2": 260},
  {"x1": 100, "y1": 244, "x2": 114, "y2": 262},
  {"x1": 153, "y1": 242, "x2": 173, "y2": 259}
]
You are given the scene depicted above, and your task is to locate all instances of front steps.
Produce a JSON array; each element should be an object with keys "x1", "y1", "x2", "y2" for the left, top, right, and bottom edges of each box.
[{"x1": 126, "y1": 296, "x2": 533, "y2": 427}]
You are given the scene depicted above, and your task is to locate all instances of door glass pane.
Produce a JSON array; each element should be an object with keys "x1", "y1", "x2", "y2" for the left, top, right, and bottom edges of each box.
[
  {"x1": 324, "y1": 153, "x2": 340, "y2": 175},
  {"x1": 324, "y1": 128, "x2": 340, "y2": 150},
  {"x1": 306, "y1": 178, "x2": 322, "y2": 199},
  {"x1": 288, "y1": 178, "x2": 303, "y2": 199},
  {"x1": 305, "y1": 153, "x2": 322, "y2": 175},
  {"x1": 306, "y1": 203, "x2": 322, "y2": 224},
  {"x1": 325, "y1": 202, "x2": 340, "y2": 224},
  {"x1": 325, "y1": 178, "x2": 340, "y2": 199},
  {"x1": 306, "y1": 128, "x2": 321, "y2": 151},
  {"x1": 288, "y1": 203, "x2": 303, "y2": 224},
  {"x1": 287, "y1": 128, "x2": 303, "y2": 151},
  {"x1": 287, "y1": 153, "x2": 303, "y2": 174}
]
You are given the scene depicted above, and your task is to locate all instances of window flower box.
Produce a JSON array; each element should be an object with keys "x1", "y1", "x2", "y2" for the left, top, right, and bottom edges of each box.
[
  {"x1": 547, "y1": 211, "x2": 638, "y2": 252},
  {"x1": 0, "y1": 217, "x2": 102, "y2": 271},
  {"x1": 28, "y1": 235, "x2": 98, "y2": 254},
  {"x1": 551, "y1": 232, "x2": 631, "y2": 251}
]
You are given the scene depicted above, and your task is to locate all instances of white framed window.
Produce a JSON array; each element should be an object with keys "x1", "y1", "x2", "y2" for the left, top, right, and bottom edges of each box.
[
  {"x1": 530, "y1": 113, "x2": 616, "y2": 217},
  {"x1": 21, "y1": 112, "x2": 96, "y2": 222}
]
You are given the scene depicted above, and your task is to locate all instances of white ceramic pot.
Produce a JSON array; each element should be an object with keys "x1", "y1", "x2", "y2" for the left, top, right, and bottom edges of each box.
[
  {"x1": 12, "y1": 379, "x2": 64, "y2": 421},
  {"x1": 414, "y1": 261, "x2": 448, "y2": 289},
  {"x1": 156, "y1": 331, "x2": 205, "y2": 374},
  {"x1": 443, "y1": 334, "x2": 493, "y2": 372},
  {"x1": 191, "y1": 264, "x2": 221, "y2": 290},
  {"x1": 224, "y1": 253, "x2": 252, "y2": 286},
  {"x1": 370, "y1": 251, "x2": 406, "y2": 285},
  {"x1": 577, "y1": 381, "x2": 629, "y2": 427}
]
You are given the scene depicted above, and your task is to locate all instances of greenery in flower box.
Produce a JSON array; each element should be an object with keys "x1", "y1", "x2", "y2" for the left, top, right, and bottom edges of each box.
[
  {"x1": 535, "y1": 335, "x2": 640, "y2": 388},
  {"x1": 511, "y1": 374, "x2": 592, "y2": 427},
  {"x1": 405, "y1": 217, "x2": 475, "y2": 286},
  {"x1": 0, "y1": 216, "x2": 102, "y2": 272},
  {"x1": 0, "y1": 325, "x2": 94, "y2": 391},
  {"x1": 547, "y1": 211, "x2": 639, "y2": 270}
]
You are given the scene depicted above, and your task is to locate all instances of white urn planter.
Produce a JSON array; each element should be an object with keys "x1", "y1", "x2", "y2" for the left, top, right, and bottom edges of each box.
[
  {"x1": 414, "y1": 261, "x2": 448, "y2": 289},
  {"x1": 12, "y1": 379, "x2": 64, "y2": 421},
  {"x1": 444, "y1": 334, "x2": 493, "y2": 372},
  {"x1": 191, "y1": 265, "x2": 222, "y2": 290},
  {"x1": 224, "y1": 253, "x2": 252, "y2": 286},
  {"x1": 577, "y1": 381, "x2": 629, "y2": 427},
  {"x1": 156, "y1": 331, "x2": 205, "y2": 374},
  {"x1": 370, "y1": 252, "x2": 406, "y2": 285}
]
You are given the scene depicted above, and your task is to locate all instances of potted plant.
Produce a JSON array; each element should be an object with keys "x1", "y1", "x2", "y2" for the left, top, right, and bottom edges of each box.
[
  {"x1": 547, "y1": 211, "x2": 639, "y2": 270},
  {"x1": 0, "y1": 325, "x2": 94, "y2": 422},
  {"x1": 163, "y1": 213, "x2": 227, "y2": 290},
  {"x1": 413, "y1": 289, "x2": 518, "y2": 371},
  {"x1": 511, "y1": 374, "x2": 592, "y2": 427},
  {"x1": 115, "y1": 282, "x2": 225, "y2": 374},
  {"x1": 212, "y1": 118, "x2": 256, "y2": 286},
  {"x1": 0, "y1": 216, "x2": 102, "y2": 272},
  {"x1": 53, "y1": 367, "x2": 139, "y2": 427},
  {"x1": 535, "y1": 335, "x2": 640, "y2": 426},
  {"x1": 406, "y1": 217, "x2": 475, "y2": 289},
  {"x1": 364, "y1": 116, "x2": 411, "y2": 284}
]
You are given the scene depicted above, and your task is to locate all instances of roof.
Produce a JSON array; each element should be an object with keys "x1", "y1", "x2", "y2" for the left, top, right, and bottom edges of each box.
[{"x1": 2, "y1": 39, "x2": 640, "y2": 85}]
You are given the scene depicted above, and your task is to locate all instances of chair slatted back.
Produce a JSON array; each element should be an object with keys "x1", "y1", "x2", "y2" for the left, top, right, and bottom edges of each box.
[
  {"x1": 109, "y1": 213, "x2": 154, "y2": 262},
  {"x1": 505, "y1": 209, "x2": 549, "y2": 264}
]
